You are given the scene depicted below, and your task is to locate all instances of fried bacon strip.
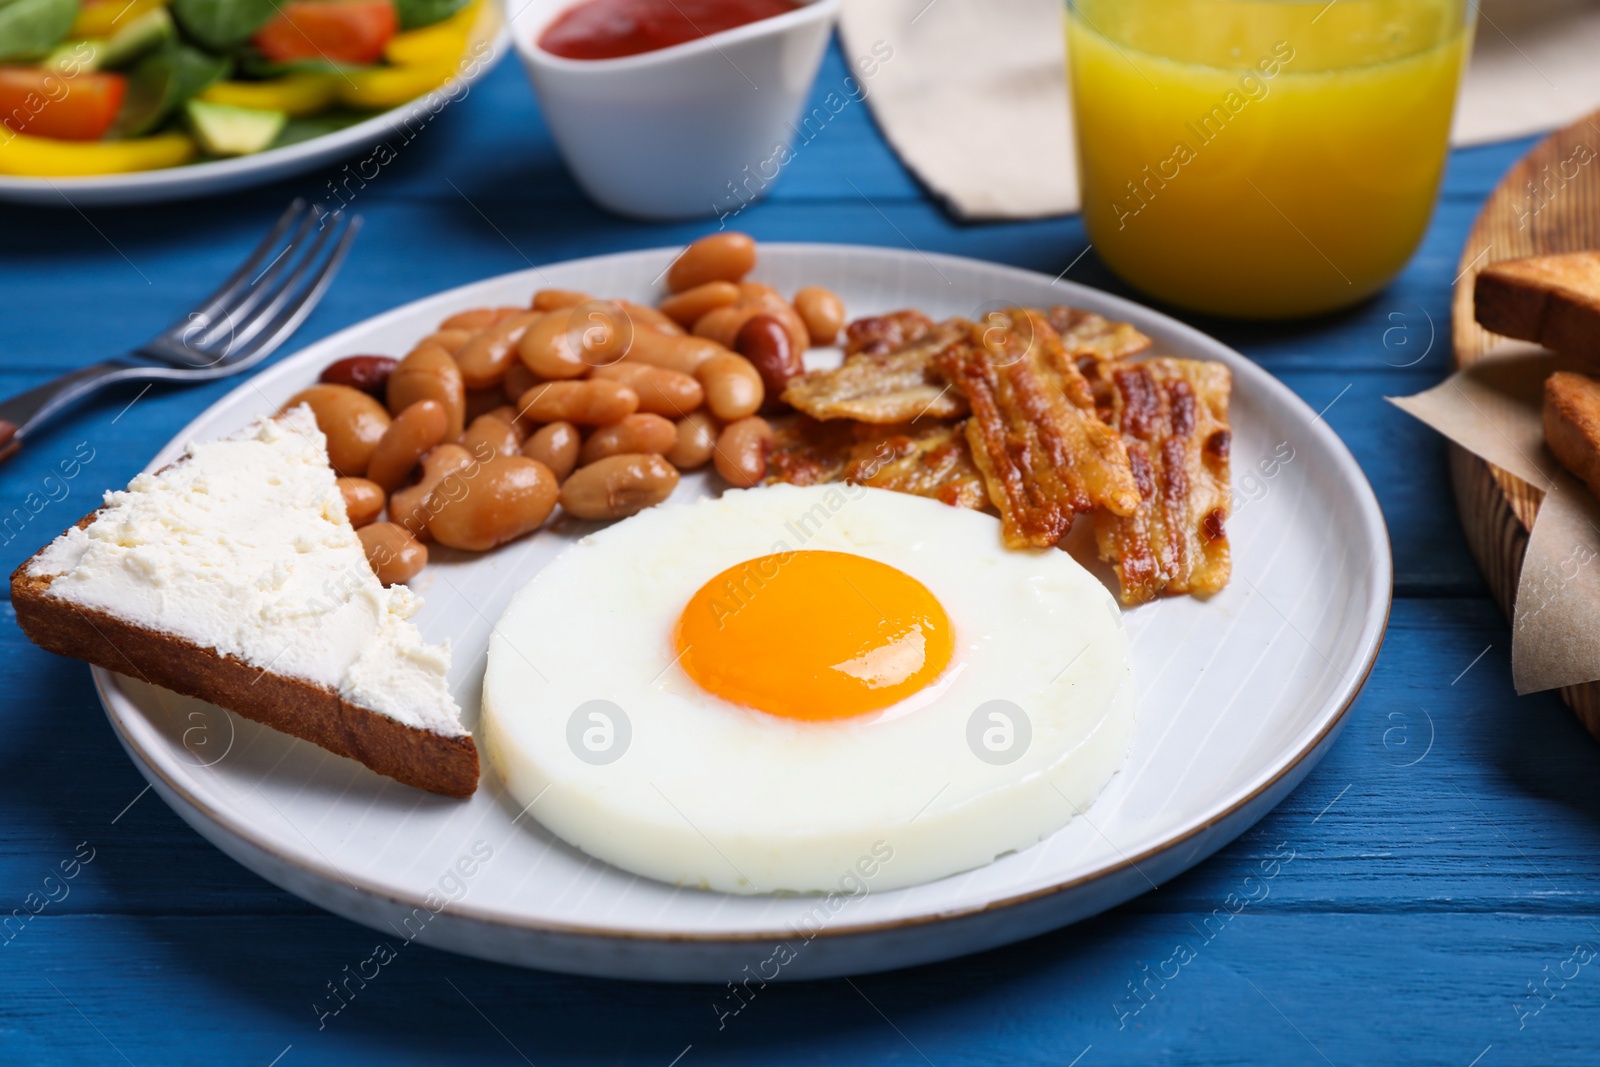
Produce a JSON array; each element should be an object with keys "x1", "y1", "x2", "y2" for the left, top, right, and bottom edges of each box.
[
  {"x1": 1093, "y1": 357, "x2": 1232, "y2": 604},
  {"x1": 934, "y1": 309, "x2": 1140, "y2": 549},
  {"x1": 766, "y1": 418, "x2": 991, "y2": 511},
  {"x1": 843, "y1": 309, "x2": 935, "y2": 356},
  {"x1": 766, "y1": 417, "x2": 855, "y2": 487},
  {"x1": 846, "y1": 421, "x2": 991, "y2": 510},
  {"x1": 1045, "y1": 306, "x2": 1153, "y2": 368},
  {"x1": 783, "y1": 319, "x2": 969, "y2": 424}
]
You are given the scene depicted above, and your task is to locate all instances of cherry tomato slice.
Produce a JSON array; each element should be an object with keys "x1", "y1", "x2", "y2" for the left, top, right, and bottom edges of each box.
[
  {"x1": 253, "y1": 1, "x2": 399, "y2": 66},
  {"x1": 0, "y1": 68, "x2": 128, "y2": 142}
]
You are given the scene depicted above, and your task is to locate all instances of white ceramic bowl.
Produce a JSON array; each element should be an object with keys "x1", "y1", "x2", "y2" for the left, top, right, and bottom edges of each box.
[{"x1": 509, "y1": 0, "x2": 838, "y2": 219}]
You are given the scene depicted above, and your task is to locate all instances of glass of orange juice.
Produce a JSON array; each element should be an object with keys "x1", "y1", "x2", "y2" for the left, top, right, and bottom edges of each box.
[{"x1": 1066, "y1": 0, "x2": 1474, "y2": 319}]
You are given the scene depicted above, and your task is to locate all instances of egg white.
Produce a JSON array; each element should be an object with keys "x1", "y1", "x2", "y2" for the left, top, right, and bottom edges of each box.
[{"x1": 482, "y1": 484, "x2": 1136, "y2": 895}]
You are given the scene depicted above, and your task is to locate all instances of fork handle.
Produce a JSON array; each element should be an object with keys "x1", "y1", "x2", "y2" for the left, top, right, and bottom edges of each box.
[{"x1": 0, "y1": 362, "x2": 134, "y2": 463}]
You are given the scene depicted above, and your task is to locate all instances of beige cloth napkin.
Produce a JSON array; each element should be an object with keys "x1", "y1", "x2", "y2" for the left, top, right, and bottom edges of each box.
[
  {"x1": 840, "y1": 0, "x2": 1600, "y2": 220},
  {"x1": 836, "y1": 0, "x2": 1078, "y2": 220},
  {"x1": 1454, "y1": 0, "x2": 1600, "y2": 146}
]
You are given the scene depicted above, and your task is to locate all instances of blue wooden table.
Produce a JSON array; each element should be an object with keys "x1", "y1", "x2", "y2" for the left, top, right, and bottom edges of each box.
[{"x1": 4, "y1": 40, "x2": 1597, "y2": 1067}]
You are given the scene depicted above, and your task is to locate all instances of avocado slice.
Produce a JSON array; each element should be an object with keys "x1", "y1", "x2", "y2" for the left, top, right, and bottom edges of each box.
[
  {"x1": 113, "y1": 40, "x2": 229, "y2": 136},
  {"x1": 47, "y1": 6, "x2": 176, "y2": 71},
  {"x1": 43, "y1": 38, "x2": 101, "y2": 72},
  {"x1": 185, "y1": 99, "x2": 286, "y2": 156},
  {"x1": 101, "y1": 7, "x2": 174, "y2": 68}
]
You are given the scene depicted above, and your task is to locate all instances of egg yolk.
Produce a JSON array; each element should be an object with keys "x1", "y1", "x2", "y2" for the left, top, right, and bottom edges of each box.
[{"x1": 673, "y1": 550, "x2": 954, "y2": 721}]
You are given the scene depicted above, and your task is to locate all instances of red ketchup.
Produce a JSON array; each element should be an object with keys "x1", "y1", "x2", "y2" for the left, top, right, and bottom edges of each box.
[{"x1": 538, "y1": 0, "x2": 801, "y2": 60}]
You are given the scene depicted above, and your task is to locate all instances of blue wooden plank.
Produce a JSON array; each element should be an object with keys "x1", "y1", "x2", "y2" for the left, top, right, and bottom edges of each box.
[
  {"x1": 0, "y1": 22, "x2": 1588, "y2": 1066},
  {"x1": 4, "y1": 909, "x2": 1598, "y2": 1066}
]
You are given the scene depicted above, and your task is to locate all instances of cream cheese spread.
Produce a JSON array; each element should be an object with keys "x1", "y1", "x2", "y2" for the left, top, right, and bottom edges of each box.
[{"x1": 28, "y1": 406, "x2": 463, "y2": 736}]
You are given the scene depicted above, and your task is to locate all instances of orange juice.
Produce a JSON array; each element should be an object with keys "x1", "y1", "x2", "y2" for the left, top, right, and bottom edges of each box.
[{"x1": 1067, "y1": 0, "x2": 1472, "y2": 319}]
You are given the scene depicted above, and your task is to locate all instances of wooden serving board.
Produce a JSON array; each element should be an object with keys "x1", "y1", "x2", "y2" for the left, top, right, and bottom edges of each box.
[{"x1": 1451, "y1": 107, "x2": 1600, "y2": 740}]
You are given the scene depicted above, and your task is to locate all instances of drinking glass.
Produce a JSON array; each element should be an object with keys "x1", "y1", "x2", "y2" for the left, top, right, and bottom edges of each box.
[{"x1": 1066, "y1": 0, "x2": 1475, "y2": 319}]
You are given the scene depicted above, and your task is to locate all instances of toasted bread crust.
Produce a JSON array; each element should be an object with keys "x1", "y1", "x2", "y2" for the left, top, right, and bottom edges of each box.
[
  {"x1": 1545, "y1": 371, "x2": 1600, "y2": 502},
  {"x1": 1475, "y1": 252, "x2": 1600, "y2": 365},
  {"x1": 10, "y1": 513, "x2": 479, "y2": 798}
]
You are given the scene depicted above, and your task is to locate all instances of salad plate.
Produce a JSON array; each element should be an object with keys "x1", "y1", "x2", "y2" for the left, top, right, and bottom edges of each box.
[{"x1": 0, "y1": 0, "x2": 503, "y2": 206}]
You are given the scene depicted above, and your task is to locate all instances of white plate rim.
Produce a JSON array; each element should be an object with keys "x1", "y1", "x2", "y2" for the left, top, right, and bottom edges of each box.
[
  {"x1": 87, "y1": 242, "x2": 1393, "y2": 945},
  {"x1": 0, "y1": 16, "x2": 507, "y2": 207}
]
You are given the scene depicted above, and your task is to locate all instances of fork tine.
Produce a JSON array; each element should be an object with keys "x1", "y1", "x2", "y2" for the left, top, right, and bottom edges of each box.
[
  {"x1": 222, "y1": 214, "x2": 362, "y2": 368},
  {"x1": 183, "y1": 203, "x2": 324, "y2": 357},
  {"x1": 161, "y1": 199, "x2": 309, "y2": 345},
  {"x1": 223, "y1": 211, "x2": 351, "y2": 357}
]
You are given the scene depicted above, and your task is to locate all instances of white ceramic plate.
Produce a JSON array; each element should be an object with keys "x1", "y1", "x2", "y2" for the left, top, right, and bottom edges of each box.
[
  {"x1": 91, "y1": 245, "x2": 1390, "y2": 982},
  {"x1": 0, "y1": 12, "x2": 505, "y2": 207}
]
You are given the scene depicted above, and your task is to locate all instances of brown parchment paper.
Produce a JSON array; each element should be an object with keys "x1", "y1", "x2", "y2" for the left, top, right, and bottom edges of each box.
[{"x1": 1390, "y1": 343, "x2": 1600, "y2": 694}]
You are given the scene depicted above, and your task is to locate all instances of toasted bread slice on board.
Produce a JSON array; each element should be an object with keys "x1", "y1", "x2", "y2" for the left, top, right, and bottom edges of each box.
[{"x1": 1475, "y1": 252, "x2": 1600, "y2": 365}]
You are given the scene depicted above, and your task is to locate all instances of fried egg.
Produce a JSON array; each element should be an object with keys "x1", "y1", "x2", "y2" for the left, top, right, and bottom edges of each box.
[{"x1": 482, "y1": 484, "x2": 1135, "y2": 894}]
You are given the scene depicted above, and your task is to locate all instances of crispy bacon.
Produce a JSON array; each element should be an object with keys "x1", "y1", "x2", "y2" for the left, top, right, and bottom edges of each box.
[
  {"x1": 934, "y1": 309, "x2": 1140, "y2": 549},
  {"x1": 847, "y1": 421, "x2": 991, "y2": 510},
  {"x1": 766, "y1": 417, "x2": 855, "y2": 487},
  {"x1": 1045, "y1": 306, "x2": 1153, "y2": 367},
  {"x1": 1093, "y1": 357, "x2": 1232, "y2": 604},
  {"x1": 1044, "y1": 306, "x2": 1154, "y2": 417},
  {"x1": 783, "y1": 320, "x2": 969, "y2": 424},
  {"x1": 767, "y1": 417, "x2": 990, "y2": 511},
  {"x1": 843, "y1": 309, "x2": 935, "y2": 356}
]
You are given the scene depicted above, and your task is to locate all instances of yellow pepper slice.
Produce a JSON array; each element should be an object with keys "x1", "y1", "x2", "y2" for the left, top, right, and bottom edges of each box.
[
  {"x1": 0, "y1": 130, "x2": 194, "y2": 176},
  {"x1": 71, "y1": 0, "x2": 167, "y2": 40},
  {"x1": 384, "y1": 0, "x2": 480, "y2": 67},
  {"x1": 199, "y1": 74, "x2": 340, "y2": 118},
  {"x1": 337, "y1": 63, "x2": 454, "y2": 110}
]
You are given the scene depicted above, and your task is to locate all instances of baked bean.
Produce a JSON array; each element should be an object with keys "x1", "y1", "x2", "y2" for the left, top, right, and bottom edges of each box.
[
  {"x1": 793, "y1": 286, "x2": 845, "y2": 345},
  {"x1": 517, "y1": 380, "x2": 638, "y2": 426},
  {"x1": 283, "y1": 384, "x2": 391, "y2": 477},
  {"x1": 736, "y1": 281, "x2": 780, "y2": 305},
  {"x1": 503, "y1": 361, "x2": 537, "y2": 404},
  {"x1": 735, "y1": 313, "x2": 801, "y2": 412},
  {"x1": 389, "y1": 443, "x2": 474, "y2": 537},
  {"x1": 367, "y1": 400, "x2": 449, "y2": 491},
  {"x1": 428, "y1": 455, "x2": 558, "y2": 552},
  {"x1": 387, "y1": 344, "x2": 465, "y2": 439},
  {"x1": 336, "y1": 477, "x2": 385, "y2": 528},
  {"x1": 531, "y1": 288, "x2": 595, "y2": 311},
  {"x1": 690, "y1": 304, "x2": 759, "y2": 350},
  {"x1": 714, "y1": 416, "x2": 774, "y2": 488},
  {"x1": 440, "y1": 306, "x2": 523, "y2": 330},
  {"x1": 456, "y1": 312, "x2": 540, "y2": 389},
  {"x1": 485, "y1": 405, "x2": 529, "y2": 443},
  {"x1": 359, "y1": 522, "x2": 428, "y2": 585},
  {"x1": 731, "y1": 283, "x2": 809, "y2": 353},
  {"x1": 620, "y1": 329, "x2": 722, "y2": 376},
  {"x1": 580, "y1": 413, "x2": 677, "y2": 465},
  {"x1": 658, "y1": 281, "x2": 739, "y2": 327},
  {"x1": 589, "y1": 362, "x2": 703, "y2": 418},
  {"x1": 319, "y1": 355, "x2": 396, "y2": 397},
  {"x1": 518, "y1": 307, "x2": 622, "y2": 380},
  {"x1": 696, "y1": 352, "x2": 764, "y2": 421},
  {"x1": 461, "y1": 413, "x2": 521, "y2": 458},
  {"x1": 667, "y1": 232, "x2": 756, "y2": 292},
  {"x1": 523, "y1": 421, "x2": 580, "y2": 481},
  {"x1": 465, "y1": 386, "x2": 508, "y2": 425},
  {"x1": 621, "y1": 301, "x2": 684, "y2": 335},
  {"x1": 419, "y1": 329, "x2": 472, "y2": 356},
  {"x1": 560, "y1": 453, "x2": 680, "y2": 520},
  {"x1": 667, "y1": 410, "x2": 718, "y2": 469}
]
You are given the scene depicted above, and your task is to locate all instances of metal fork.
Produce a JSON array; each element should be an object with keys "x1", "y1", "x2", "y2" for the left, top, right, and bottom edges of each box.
[{"x1": 0, "y1": 199, "x2": 361, "y2": 462}]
